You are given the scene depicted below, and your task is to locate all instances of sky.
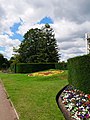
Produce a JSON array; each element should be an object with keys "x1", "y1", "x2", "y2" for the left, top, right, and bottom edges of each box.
[{"x1": 0, "y1": 0, "x2": 90, "y2": 61}]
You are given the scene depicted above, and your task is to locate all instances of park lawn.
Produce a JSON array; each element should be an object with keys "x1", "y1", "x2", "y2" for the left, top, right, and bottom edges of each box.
[{"x1": 0, "y1": 70, "x2": 68, "y2": 120}]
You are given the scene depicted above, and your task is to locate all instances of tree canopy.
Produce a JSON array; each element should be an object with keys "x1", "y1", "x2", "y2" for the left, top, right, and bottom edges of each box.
[{"x1": 14, "y1": 24, "x2": 59, "y2": 63}]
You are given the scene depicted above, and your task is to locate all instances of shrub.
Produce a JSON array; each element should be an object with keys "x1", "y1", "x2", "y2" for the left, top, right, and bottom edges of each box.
[
  {"x1": 55, "y1": 62, "x2": 67, "y2": 70},
  {"x1": 10, "y1": 63, "x2": 16, "y2": 73},
  {"x1": 68, "y1": 55, "x2": 90, "y2": 94}
]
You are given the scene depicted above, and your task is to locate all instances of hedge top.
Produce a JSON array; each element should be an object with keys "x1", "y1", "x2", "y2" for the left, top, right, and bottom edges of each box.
[{"x1": 68, "y1": 54, "x2": 90, "y2": 61}]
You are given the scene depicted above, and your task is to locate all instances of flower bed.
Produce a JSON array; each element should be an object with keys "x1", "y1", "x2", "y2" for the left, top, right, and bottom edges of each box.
[
  {"x1": 60, "y1": 86, "x2": 90, "y2": 120},
  {"x1": 28, "y1": 70, "x2": 64, "y2": 76}
]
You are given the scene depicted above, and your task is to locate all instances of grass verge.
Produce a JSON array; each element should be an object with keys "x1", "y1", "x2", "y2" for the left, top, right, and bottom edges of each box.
[{"x1": 0, "y1": 70, "x2": 68, "y2": 120}]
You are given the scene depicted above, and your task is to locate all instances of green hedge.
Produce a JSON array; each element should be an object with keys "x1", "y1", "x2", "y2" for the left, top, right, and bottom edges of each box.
[
  {"x1": 55, "y1": 62, "x2": 67, "y2": 70},
  {"x1": 10, "y1": 63, "x2": 55, "y2": 73},
  {"x1": 68, "y1": 55, "x2": 90, "y2": 94}
]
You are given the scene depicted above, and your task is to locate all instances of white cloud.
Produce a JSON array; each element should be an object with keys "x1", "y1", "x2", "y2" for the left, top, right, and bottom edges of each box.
[
  {"x1": 52, "y1": 20, "x2": 90, "y2": 61},
  {"x1": 0, "y1": 0, "x2": 90, "y2": 60},
  {"x1": 0, "y1": 34, "x2": 21, "y2": 59}
]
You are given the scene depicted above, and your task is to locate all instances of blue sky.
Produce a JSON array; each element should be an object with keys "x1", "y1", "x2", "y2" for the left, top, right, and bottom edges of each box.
[
  {"x1": 38, "y1": 17, "x2": 53, "y2": 24},
  {"x1": 9, "y1": 17, "x2": 53, "y2": 41},
  {"x1": 0, "y1": 46, "x2": 5, "y2": 51},
  {"x1": 10, "y1": 22, "x2": 23, "y2": 41},
  {"x1": 0, "y1": 0, "x2": 89, "y2": 61},
  {"x1": 1, "y1": 17, "x2": 53, "y2": 43}
]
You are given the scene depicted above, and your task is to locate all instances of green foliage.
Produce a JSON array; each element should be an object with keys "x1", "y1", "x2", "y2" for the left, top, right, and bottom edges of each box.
[
  {"x1": 68, "y1": 55, "x2": 90, "y2": 94},
  {"x1": 55, "y1": 62, "x2": 67, "y2": 70},
  {"x1": 14, "y1": 24, "x2": 59, "y2": 63},
  {"x1": 10, "y1": 63, "x2": 16, "y2": 73},
  {"x1": 9, "y1": 56, "x2": 18, "y2": 64},
  {"x1": 10, "y1": 63, "x2": 55, "y2": 73},
  {"x1": 0, "y1": 54, "x2": 9, "y2": 70}
]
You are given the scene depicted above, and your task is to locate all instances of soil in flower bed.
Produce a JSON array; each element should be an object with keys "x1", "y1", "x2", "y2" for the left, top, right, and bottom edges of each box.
[
  {"x1": 28, "y1": 70, "x2": 64, "y2": 76},
  {"x1": 59, "y1": 85, "x2": 90, "y2": 120}
]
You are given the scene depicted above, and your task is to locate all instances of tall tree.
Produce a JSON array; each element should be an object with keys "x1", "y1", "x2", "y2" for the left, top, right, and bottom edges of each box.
[
  {"x1": 41, "y1": 24, "x2": 59, "y2": 62},
  {"x1": 14, "y1": 24, "x2": 59, "y2": 63}
]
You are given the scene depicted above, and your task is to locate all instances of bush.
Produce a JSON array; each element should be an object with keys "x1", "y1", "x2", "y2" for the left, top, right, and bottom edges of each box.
[
  {"x1": 10, "y1": 63, "x2": 55, "y2": 73},
  {"x1": 68, "y1": 55, "x2": 90, "y2": 94},
  {"x1": 55, "y1": 62, "x2": 67, "y2": 70}
]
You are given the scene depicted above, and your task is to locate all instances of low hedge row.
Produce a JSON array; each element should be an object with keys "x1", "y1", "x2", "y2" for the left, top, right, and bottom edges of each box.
[
  {"x1": 68, "y1": 55, "x2": 90, "y2": 94},
  {"x1": 10, "y1": 63, "x2": 55, "y2": 73},
  {"x1": 10, "y1": 62, "x2": 68, "y2": 73}
]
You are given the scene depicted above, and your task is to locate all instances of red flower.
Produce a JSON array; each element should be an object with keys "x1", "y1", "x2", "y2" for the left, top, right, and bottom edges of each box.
[
  {"x1": 87, "y1": 94, "x2": 90, "y2": 99},
  {"x1": 28, "y1": 74, "x2": 33, "y2": 76}
]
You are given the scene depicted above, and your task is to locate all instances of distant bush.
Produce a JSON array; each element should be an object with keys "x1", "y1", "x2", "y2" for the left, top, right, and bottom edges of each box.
[
  {"x1": 68, "y1": 55, "x2": 90, "y2": 94},
  {"x1": 55, "y1": 62, "x2": 67, "y2": 70},
  {"x1": 0, "y1": 54, "x2": 10, "y2": 70},
  {"x1": 10, "y1": 63, "x2": 55, "y2": 73},
  {"x1": 10, "y1": 63, "x2": 16, "y2": 73}
]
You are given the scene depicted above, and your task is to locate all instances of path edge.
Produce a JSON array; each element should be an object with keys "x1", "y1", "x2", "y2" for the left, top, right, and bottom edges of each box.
[{"x1": 0, "y1": 79, "x2": 19, "y2": 120}]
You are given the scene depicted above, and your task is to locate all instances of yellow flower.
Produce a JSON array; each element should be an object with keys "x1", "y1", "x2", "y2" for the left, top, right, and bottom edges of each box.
[{"x1": 28, "y1": 70, "x2": 64, "y2": 77}]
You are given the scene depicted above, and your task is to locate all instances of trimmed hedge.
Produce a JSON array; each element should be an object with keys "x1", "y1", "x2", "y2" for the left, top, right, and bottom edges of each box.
[
  {"x1": 10, "y1": 63, "x2": 55, "y2": 73},
  {"x1": 55, "y1": 62, "x2": 67, "y2": 70},
  {"x1": 68, "y1": 55, "x2": 90, "y2": 94}
]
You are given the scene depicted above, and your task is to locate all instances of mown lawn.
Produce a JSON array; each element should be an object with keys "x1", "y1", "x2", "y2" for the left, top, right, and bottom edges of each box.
[{"x1": 0, "y1": 70, "x2": 68, "y2": 120}]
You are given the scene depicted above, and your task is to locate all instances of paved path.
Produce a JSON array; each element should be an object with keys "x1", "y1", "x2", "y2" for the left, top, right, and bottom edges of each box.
[{"x1": 0, "y1": 83, "x2": 19, "y2": 120}]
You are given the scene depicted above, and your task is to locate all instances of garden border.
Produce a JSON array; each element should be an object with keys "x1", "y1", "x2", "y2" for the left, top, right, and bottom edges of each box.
[{"x1": 56, "y1": 85, "x2": 75, "y2": 120}]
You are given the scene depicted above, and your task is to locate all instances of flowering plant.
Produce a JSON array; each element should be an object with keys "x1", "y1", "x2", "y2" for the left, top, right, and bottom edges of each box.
[
  {"x1": 60, "y1": 86, "x2": 90, "y2": 120},
  {"x1": 28, "y1": 70, "x2": 63, "y2": 76}
]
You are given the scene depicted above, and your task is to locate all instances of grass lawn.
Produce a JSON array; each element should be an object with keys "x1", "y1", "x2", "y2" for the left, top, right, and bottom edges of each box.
[{"x1": 0, "y1": 70, "x2": 68, "y2": 120}]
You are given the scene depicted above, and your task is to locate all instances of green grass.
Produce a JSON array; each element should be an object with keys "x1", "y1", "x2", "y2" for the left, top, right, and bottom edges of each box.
[{"x1": 0, "y1": 70, "x2": 68, "y2": 120}]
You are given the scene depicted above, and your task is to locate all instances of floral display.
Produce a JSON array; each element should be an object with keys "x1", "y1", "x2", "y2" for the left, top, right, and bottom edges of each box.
[
  {"x1": 28, "y1": 70, "x2": 63, "y2": 76},
  {"x1": 60, "y1": 86, "x2": 90, "y2": 120}
]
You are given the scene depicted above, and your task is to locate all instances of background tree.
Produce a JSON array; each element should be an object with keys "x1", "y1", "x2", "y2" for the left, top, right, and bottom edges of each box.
[
  {"x1": 0, "y1": 54, "x2": 9, "y2": 69},
  {"x1": 14, "y1": 24, "x2": 59, "y2": 63}
]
